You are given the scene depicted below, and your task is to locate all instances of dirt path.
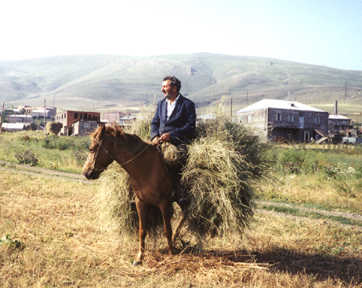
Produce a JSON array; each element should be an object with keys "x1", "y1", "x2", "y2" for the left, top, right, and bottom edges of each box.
[
  {"x1": 0, "y1": 160, "x2": 88, "y2": 183},
  {"x1": 256, "y1": 200, "x2": 362, "y2": 222},
  {"x1": 1, "y1": 160, "x2": 361, "y2": 223}
]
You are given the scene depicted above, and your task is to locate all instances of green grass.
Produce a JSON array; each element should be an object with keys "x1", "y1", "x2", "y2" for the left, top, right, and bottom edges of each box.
[
  {"x1": 0, "y1": 131, "x2": 89, "y2": 173},
  {"x1": 255, "y1": 145, "x2": 362, "y2": 213}
]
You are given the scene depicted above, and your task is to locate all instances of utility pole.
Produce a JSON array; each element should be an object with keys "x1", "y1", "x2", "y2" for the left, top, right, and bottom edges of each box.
[
  {"x1": 230, "y1": 95, "x2": 233, "y2": 120},
  {"x1": 43, "y1": 98, "x2": 46, "y2": 133},
  {"x1": 1, "y1": 102, "x2": 5, "y2": 124},
  {"x1": 344, "y1": 80, "x2": 347, "y2": 100}
]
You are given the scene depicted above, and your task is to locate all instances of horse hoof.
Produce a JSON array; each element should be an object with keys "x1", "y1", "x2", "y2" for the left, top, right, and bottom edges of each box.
[{"x1": 132, "y1": 260, "x2": 142, "y2": 266}]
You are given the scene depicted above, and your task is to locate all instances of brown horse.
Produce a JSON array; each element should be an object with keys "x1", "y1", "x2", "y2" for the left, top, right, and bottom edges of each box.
[{"x1": 82, "y1": 124, "x2": 188, "y2": 265}]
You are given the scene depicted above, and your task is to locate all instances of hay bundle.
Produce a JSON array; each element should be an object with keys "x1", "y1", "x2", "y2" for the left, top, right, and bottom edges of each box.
[
  {"x1": 95, "y1": 164, "x2": 137, "y2": 234},
  {"x1": 95, "y1": 118, "x2": 267, "y2": 238},
  {"x1": 96, "y1": 163, "x2": 167, "y2": 236},
  {"x1": 182, "y1": 137, "x2": 254, "y2": 236}
]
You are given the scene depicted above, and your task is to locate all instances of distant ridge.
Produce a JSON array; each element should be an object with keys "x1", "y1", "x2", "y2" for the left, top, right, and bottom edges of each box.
[{"x1": 0, "y1": 53, "x2": 361, "y2": 110}]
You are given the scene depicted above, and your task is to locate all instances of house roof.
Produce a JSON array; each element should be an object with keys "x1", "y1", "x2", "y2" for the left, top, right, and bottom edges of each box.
[
  {"x1": 329, "y1": 114, "x2": 350, "y2": 120},
  {"x1": 8, "y1": 114, "x2": 33, "y2": 118},
  {"x1": 1, "y1": 123, "x2": 30, "y2": 130},
  {"x1": 198, "y1": 113, "x2": 216, "y2": 120},
  {"x1": 237, "y1": 99, "x2": 326, "y2": 113}
]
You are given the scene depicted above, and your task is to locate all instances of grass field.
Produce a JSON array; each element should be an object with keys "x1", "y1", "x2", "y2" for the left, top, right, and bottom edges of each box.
[
  {"x1": 0, "y1": 130, "x2": 361, "y2": 287},
  {"x1": 0, "y1": 131, "x2": 88, "y2": 173},
  {"x1": 0, "y1": 170, "x2": 361, "y2": 287},
  {"x1": 254, "y1": 145, "x2": 362, "y2": 213}
]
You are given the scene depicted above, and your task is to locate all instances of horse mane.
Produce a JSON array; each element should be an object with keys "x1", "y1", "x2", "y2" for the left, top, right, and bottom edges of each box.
[
  {"x1": 91, "y1": 123, "x2": 151, "y2": 148},
  {"x1": 91, "y1": 123, "x2": 125, "y2": 140}
]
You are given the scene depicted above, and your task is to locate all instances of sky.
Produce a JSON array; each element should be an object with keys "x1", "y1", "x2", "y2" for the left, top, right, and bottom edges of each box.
[{"x1": 0, "y1": 0, "x2": 361, "y2": 70}]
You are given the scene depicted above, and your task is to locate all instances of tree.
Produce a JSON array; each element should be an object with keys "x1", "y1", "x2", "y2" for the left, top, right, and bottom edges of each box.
[{"x1": 46, "y1": 122, "x2": 63, "y2": 135}]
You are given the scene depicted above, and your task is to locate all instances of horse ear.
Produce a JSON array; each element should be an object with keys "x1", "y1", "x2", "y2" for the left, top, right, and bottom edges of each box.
[{"x1": 98, "y1": 123, "x2": 106, "y2": 139}]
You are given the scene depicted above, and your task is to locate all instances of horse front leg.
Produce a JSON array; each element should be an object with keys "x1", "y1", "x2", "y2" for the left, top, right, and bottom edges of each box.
[
  {"x1": 133, "y1": 197, "x2": 147, "y2": 265},
  {"x1": 159, "y1": 201, "x2": 175, "y2": 255}
]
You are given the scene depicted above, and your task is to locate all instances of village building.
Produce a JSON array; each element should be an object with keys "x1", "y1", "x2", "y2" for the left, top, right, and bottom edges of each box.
[
  {"x1": 328, "y1": 114, "x2": 353, "y2": 136},
  {"x1": 197, "y1": 113, "x2": 216, "y2": 122},
  {"x1": 119, "y1": 115, "x2": 137, "y2": 127},
  {"x1": 101, "y1": 111, "x2": 126, "y2": 123},
  {"x1": 237, "y1": 99, "x2": 329, "y2": 143},
  {"x1": 55, "y1": 110, "x2": 100, "y2": 136},
  {"x1": 14, "y1": 105, "x2": 56, "y2": 119},
  {"x1": 31, "y1": 107, "x2": 57, "y2": 119},
  {"x1": 73, "y1": 120, "x2": 99, "y2": 136},
  {"x1": 1, "y1": 122, "x2": 31, "y2": 132},
  {"x1": 6, "y1": 114, "x2": 33, "y2": 123}
]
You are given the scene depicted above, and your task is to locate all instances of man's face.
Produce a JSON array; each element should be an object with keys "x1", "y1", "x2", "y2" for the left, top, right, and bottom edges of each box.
[{"x1": 161, "y1": 80, "x2": 177, "y2": 99}]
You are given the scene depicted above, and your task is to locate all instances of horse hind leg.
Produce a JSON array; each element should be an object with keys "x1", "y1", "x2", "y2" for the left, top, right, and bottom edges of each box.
[
  {"x1": 159, "y1": 201, "x2": 175, "y2": 255},
  {"x1": 133, "y1": 198, "x2": 147, "y2": 265},
  {"x1": 172, "y1": 199, "x2": 189, "y2": 245}
]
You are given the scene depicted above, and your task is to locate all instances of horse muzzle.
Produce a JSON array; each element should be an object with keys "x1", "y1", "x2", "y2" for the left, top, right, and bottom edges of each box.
[{"x1": 82, "y1": 168, "x2": 102, "y2": 180}]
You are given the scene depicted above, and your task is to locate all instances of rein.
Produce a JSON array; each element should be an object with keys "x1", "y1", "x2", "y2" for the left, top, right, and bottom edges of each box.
[{"x1": 120, "y1": 144, "x2": 150, "y2": 166}]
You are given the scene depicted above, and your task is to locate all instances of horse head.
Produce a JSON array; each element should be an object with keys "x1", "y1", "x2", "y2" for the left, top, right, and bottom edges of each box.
[{"x1": 82, "y1": 124, "x2": 115, "y2": 179}]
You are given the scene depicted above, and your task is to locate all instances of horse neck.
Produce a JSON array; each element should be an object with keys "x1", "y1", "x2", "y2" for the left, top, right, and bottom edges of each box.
[{"x1": 112, "y1": 134, "x2": 154, "y2": 181}]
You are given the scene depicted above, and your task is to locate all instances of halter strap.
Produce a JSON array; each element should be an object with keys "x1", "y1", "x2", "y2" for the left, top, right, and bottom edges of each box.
[
  {"x1": 120, "y1": 144, "x2": 150, "y2": 166},
  {"x1": 94, "y1": 138, "x2": 151, "y2": 167}
]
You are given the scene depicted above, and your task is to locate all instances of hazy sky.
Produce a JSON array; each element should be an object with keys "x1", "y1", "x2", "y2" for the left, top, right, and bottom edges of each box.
[{"x1": 0, "y1": 0, "x2": 361, "y2": 70}]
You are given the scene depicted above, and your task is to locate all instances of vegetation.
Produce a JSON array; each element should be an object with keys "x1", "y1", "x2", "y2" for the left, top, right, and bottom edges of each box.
[
  {"x1": 0, "y1": 131, "x2": 89, "y2": 173},
  {"x1": 0, "y1": 170, "x2": 360, "y2": 287},
  {"x1": 255, "y1": 146, "x2": 362, "y2": 213},
  {"x1": 45, "y1": 121, "x2": 63, "y2": 135},
  {"x1": 0, "y1": 122, "x2": 361, "y2": 287}
]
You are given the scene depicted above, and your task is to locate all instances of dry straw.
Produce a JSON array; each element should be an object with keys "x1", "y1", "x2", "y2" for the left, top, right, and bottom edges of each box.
[{"x1": 95, "y1": 117, "x2": 268, "y2": 238}]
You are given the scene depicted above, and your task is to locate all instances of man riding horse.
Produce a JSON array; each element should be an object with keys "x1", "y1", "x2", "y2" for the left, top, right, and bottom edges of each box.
[
  {"x1": 150, "y1": 75, "x2": 196, "y2": 146},
  {"x1": 150, "y1": 76, "x2": 196, "y2": 205}
]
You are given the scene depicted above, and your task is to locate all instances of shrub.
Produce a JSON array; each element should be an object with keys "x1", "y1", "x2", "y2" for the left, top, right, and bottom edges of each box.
[
  {"x1": 15, "y1": 150, "x2": 38, "y2": 166},
  {"x1": 46, "y1": 122, "x2": 63, "y2": 135},
  {"x1": 41, "y1": 136, "x2": 72, "y2": 150}
]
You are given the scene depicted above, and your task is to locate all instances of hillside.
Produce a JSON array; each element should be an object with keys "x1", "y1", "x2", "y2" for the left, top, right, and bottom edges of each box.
[{"x1": 0, "y1": 53, "x2": 361, "y2": 110}]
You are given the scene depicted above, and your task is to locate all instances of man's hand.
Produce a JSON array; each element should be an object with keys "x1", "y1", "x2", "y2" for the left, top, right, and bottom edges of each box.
[
  {"x1": 151, "y1": 136, "x2": 160, "y2": 145},
  {"x1": 160, "y1": 132, "x2": 171, "y2": 142}
]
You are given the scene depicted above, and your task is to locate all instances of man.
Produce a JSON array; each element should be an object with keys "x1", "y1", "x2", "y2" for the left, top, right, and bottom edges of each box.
[
  {"x1": 150, "y1": 76, "x2": 196, "y2": 146},
  {"x1": 150, "y1": 76, "x2": 196, "y2": 206}
]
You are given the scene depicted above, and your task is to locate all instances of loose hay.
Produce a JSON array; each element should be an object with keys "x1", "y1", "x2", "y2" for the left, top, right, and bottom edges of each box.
[
  {"x1": 94, "y1": 118, "x2": 268, "y2": 238},
  {"x1": 182, "y1": 136, "x2": 254, "y2": 236},
  {"x1": 95, "y1": 163, "x2": 137, "y2": 234}
]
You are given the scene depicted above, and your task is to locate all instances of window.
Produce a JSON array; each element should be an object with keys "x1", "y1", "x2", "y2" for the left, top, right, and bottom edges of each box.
[
  {"x1": 74, "y1": 113, "x2": 78, "y2": 119},
  {"x1": 275, "y1": 112, "x2": 282, "y2": 121},
  {"x1": 314, "y1": 114, "x2": 320, "y2": 124},
  {"x1": 287, "y1": 114, "x2": 295, "y2": 122}
]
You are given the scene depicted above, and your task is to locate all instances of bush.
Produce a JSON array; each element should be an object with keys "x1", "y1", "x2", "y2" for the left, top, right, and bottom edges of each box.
[
  {"x1": 46, "y1": 122, "x2": 63, "y2": 135},
  {"x1": 15, "y1": 150, "x2": 38, "y2": 166},
  {"x1": 41, "y1": 136, "x2": 72, "y2": 150}
]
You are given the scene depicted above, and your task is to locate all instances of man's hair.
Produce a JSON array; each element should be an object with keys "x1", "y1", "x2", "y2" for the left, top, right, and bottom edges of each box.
[{"x1": 163, "y1": 75, "x2": 181, "y2": 92}]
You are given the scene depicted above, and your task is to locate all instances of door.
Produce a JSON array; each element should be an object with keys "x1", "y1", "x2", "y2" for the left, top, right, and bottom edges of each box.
[
  {"x1": 304, "y1": 130, "x2": 310, "y2": 142},
  {"x1": 299, "y1": 116, "x2": 304, "y2": 128}
]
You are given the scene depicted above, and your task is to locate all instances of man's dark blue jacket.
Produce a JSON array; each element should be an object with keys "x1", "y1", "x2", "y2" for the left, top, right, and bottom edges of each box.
[{"x1": 150, "y1": 94, "x2": 196, "y2": 146}]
